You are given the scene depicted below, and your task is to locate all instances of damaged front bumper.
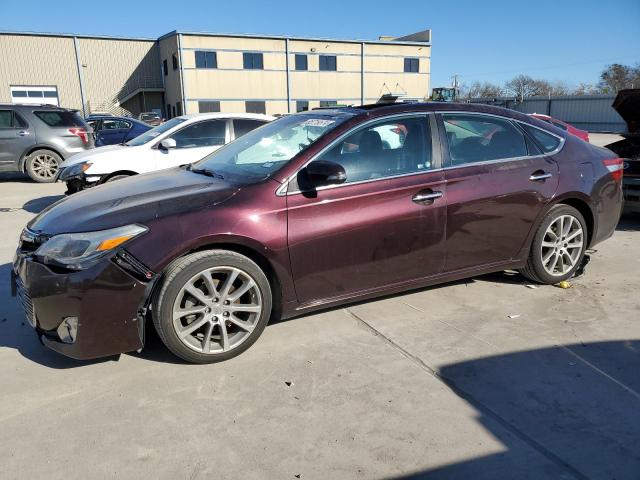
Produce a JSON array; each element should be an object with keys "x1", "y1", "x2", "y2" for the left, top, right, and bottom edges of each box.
[{"x1": 12, "y1": 248, "x2": 156, "y2": 360}]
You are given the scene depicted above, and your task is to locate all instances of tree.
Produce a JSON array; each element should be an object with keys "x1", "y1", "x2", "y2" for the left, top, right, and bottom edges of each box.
[
  {"x1": 598, "y1": 63, "x2": 640, "y2": 93},
  {"x1": 462, "y1": 81, "x2": 503, "y2": 99},
  {"x1": 574, "y1": 83, "x2": 599, "y2": 96},
  {"x1": 504, "y1": 75, "x2": 545, "y2": 101}
]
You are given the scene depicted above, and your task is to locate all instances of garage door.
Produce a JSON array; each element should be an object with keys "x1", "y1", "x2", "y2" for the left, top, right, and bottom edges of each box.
[{"x1": 10, "y1": 86, "x2": 59, "y2": 106}]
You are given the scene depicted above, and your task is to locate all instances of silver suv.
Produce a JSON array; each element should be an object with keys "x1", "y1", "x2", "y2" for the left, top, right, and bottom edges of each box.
[{"x1": 0, "y1": 104, "x2": 94, "y2": 182}]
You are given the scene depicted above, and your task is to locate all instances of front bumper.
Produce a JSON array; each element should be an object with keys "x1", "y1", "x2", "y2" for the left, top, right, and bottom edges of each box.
[
  {"x1": 12, "y1": 250, "x2": 154, "y2": 360},
  {"x1": 57, "y1": 168, "x2": 104, "y2": 194},
  {"x1": 623, "y1": 177, "x2": 640, "y2": 214}
]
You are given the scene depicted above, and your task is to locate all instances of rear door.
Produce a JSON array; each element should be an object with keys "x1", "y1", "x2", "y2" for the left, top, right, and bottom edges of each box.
[
  {"x1": 438, "y1": 112, "x2": 559, "y2": 272},
  {"x1": 287, "y1": 114, "x2": 447, "y2": 305},
  {"x1": 153, "y1": 118, "x2": 230, "y2": 169},
  {"x1": 96, "y1": 118, "x2": 132, "y2": 145},
  {"x1": 0, "y1": 109, "x2": 34, "y2": 169}
]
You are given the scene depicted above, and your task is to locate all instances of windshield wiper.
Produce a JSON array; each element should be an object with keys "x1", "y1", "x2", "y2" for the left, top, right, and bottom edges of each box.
[{"x1": 187, "y1": 165, "x2": 224, "y2": 179}]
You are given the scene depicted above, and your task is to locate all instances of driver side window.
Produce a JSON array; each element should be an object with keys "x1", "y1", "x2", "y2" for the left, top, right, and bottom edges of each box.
[
  {"x1": 169, "y1": 119, "x2": 226, "y2": 148},
  {"x1": 317, "y1": 116, "x2": 432, "y2": 184}
]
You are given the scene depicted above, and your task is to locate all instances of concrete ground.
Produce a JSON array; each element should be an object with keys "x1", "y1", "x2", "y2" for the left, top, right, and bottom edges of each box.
[{"x1": 1, "y1": 140, "x2": 639, "y2": 479}]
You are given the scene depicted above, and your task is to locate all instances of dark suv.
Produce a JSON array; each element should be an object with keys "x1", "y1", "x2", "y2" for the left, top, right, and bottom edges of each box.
[
  {"x1": 0, "y1": 104, "x2": 93, "y2": 182},
  {"x1": 13, "y1": 102, "x2": 623, "y2": 363}
]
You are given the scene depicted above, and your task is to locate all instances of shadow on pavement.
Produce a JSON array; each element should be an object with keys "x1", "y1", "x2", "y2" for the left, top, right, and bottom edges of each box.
[
  {"x1": 390, "y1": 340, "x2": 640, "y2": 480},
  {"x1": 616, "y1": 213, "x2": 640, "y2": 232},
  {"x1": 0, "y1": 172, "x2": 31, "y2": 183},
  {"x1": 22, "y1": 195, "x2": 65, "y2": 214}
]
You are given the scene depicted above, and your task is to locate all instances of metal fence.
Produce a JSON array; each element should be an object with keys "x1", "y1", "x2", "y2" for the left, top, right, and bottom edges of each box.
[{"x1": 466, "y1": 94, "x2": 626, "y2": 133}]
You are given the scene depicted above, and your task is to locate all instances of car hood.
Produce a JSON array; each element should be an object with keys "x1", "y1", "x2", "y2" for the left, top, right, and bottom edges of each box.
[
  {"x1": 612, "y1": 89, "x2": 640, "y2": 135},
  {"x1": 28, "y1": 168, "x2": 241, "y2": 235},
  {"x1": 60, "y1": 144, "x2": 141, "y2": 168}
]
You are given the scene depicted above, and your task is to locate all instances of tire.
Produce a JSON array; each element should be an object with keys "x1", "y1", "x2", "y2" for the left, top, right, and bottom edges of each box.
[
  {"x1": 520, "y1": 204, "x2": 587, "y2": 284},
  {"x1": 25, "y1": 149, "x2": 62, "y2": 183},
  {"x1": 104, "y1": 174, "x2": 131, "y2": 183},
  {"x1": 152, "y1": 250, "x2": 272, "y2": 363}
]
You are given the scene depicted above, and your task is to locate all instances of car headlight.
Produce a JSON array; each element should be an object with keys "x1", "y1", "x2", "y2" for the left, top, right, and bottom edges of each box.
[
  {"x1": 60, "y1": 161, "x2": 92, "y2": 180},
  {"x1": 35, "y1": 224, "x2": 147, "y2": 270}
]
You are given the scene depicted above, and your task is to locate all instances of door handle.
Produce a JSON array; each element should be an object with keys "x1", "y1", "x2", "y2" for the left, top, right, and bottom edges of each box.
[
  {"x1": 17, "y1": 130, "x2": 30, "y2": 137},
  {"x1": 412, "y1": 190, "x2": 443, "y2": 204},
  {"x1": 529, "y1": 171, "x2": 552, "y2": 181}
]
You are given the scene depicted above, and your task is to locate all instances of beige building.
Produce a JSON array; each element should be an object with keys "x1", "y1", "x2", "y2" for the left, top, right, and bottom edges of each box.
[{"x1": 0, "y1": 29, "x2": 431, "y2": 118}]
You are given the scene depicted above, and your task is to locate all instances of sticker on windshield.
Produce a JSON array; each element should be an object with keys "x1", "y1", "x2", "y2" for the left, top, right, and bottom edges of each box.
[{"x1": 300, "y1": 119, "x2": 335, "y2": 128}]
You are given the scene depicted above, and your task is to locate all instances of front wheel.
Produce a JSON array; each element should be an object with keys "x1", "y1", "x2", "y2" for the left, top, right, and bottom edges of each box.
[
  {"x1": 152, "y1": 250, "x2": 272, "y2": 363},
  {"x1": 520, "y1": 204, "x2": 587, "y2": 284}
]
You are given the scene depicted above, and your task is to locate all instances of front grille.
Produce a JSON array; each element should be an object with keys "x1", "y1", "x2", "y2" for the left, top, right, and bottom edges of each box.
[
  {"x1": 15, "y1": 275, "x2": 37, "y2": 328},
  {"x1": 624, "y1": 183, "x2": 640, "y2": 202}
]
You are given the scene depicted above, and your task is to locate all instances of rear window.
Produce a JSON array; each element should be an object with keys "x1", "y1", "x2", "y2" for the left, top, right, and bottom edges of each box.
[
  {"x1": 34, "y1": 110, "x2": 85, "y2": 127},
  {"x1": 521, "y1": 123, "x2": 562, "y2": 153}
]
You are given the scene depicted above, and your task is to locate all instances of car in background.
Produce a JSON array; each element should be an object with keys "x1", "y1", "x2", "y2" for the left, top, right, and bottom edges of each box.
[
  {"x1": 15, "y1": 102, "x2": 623, "y2": 363},
  {"x1": 58, "y1": 113, "x2": 274, "y2": 193},
  {"x1": 529, "y1": 113, "x2": 590, "y2": 142},
  {"x1": 86, "y1": 111, "x2": 114, "y2": 119},
  {"x1": 86, "y1": 116, "x2": 151, "y2": 146},
  {"x1": 139, "y1": 112, "x2": 163, "y2": 126},
  {"x1": 0, "y1": 104, "x2": 94, "y2": 182},
  {"x1": 605, "y1": 89, "x2": 640, "y2": 214}
]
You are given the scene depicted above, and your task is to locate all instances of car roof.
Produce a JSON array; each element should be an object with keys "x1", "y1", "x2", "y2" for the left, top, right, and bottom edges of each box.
[
  {"x1": 0, "y1": 103, "x2": 76, "y2": 111},
  {"x1": 177, "y1": 112, "x2": 275, "y2": 122}
]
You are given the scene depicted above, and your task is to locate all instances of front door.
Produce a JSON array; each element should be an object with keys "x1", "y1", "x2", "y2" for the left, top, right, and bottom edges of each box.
[
  {"x1": 153, "y1": 118, "x2": 229, "y2": 169},
  {"x1": 439, "y1": 112, "x2": 560, "y2": 272},
  {"x1": 96, "y1": 118, "x2": 132, "y2": 146},
  {"x1": 287, "y1": 114, "x2": 447, "y2": 305},
  {"x1": 0, "y1": 110, "x2": 34, "y2": 169}
]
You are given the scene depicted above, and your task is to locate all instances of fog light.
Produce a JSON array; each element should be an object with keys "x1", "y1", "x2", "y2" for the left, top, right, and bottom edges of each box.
[{"x1": 57, "y1": 317, "x2": 78, "y2": 344}]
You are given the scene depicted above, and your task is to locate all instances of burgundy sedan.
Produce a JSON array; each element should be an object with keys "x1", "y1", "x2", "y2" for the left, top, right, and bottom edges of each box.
[{"x1": 13, "y1": 102, "x2": 623, "y2": 363}]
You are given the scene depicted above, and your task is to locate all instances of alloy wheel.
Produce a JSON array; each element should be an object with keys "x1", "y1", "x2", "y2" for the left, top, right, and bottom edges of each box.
[
  {"x1": 172, "y1": 266, "x2": 263, "y2": 355},
  {"x1": 540, "y1": 214, "x2": 584, "y2": 276},
  {"x1": 31, "y1": 153, "x2": 59, "y2": 180}
]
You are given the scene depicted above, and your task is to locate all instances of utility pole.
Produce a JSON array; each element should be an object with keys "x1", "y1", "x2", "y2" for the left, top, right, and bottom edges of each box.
[{"x1": 451, "y1": 74, "x2": 460, "y2": 101}]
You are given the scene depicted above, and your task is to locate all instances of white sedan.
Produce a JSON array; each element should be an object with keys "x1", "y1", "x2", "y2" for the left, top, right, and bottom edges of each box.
[{"x1": 58, "y1": 113, "x2": 274, "y2": 192}]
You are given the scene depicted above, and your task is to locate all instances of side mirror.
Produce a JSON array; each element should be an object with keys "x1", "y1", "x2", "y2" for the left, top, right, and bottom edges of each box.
[
  {"x1": 159, "y1": 138, "x2": 176, "y2": 150},
  {"x1": 305, "y1": 160, "x2": 347, "y2": 186}
]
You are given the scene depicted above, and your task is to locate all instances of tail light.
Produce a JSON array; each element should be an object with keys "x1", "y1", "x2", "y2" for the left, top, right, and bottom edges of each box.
[
  {"x1": 603, "y1": 157, "x2": 624, "y2": 182},
  {"x1": 68, "y1": 128, "x2": 89, "y2": 144}
]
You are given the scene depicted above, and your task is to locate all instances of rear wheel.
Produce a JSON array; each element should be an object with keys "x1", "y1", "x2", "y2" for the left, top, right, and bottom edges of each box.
[
  {"x1": 25, "y1": 149, "x2": 61, "y2": 183},
  {"x1": 153, "y1": 250, "x2": 272, "y2": 363},
  {"x1": 520, "y1": 204, "x2": 587, "y2": 284}
]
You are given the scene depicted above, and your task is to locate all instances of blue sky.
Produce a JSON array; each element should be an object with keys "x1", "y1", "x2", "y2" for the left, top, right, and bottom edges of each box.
[{"x1": 2, "y1": 0, "x2": 639, "y2": 89}]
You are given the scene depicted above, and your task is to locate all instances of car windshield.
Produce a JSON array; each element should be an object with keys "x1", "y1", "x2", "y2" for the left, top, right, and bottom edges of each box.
[
  {"x1": 193, "y1": 111, "x2": 355, "y2": 179},
  {"x1": 141, "y1": 113, "x2": 160, "y2": 120},
  {"x1": 126, "y1": 117, "x2": 186, "y2": 146}
]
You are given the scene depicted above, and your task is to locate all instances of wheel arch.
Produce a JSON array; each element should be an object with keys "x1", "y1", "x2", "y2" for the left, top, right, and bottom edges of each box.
[
  {"x1": 99, "y1": 170, "x2": 138, "y2": 183},
  {"x1": 19, "y1": 145, "x2": 64, "y2": 172}
]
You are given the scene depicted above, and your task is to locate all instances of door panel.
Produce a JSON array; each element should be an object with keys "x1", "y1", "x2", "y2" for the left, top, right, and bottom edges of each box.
[
  {"x1": 439, "y1": 112, "x2": 559, "y2": 271},
  {"x1": 0, "y1": 110, "x2": 35, "y2": 168},
  {"x1": 287, "y1": 173, "x2": 446, "y2": 304},
  {"x1": 287, "y1": 114, "x2": 445, "y2": 304}
]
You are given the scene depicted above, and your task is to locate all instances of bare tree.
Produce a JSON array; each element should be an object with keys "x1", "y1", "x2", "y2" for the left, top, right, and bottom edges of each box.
[
  {"x1": 504, "y1": 75, "x2": 545, "y2": 101},
  {"x1": 462, "y1": 81, "x2": 503, "y2": 99},
  {"x1": 574, "y1": 83, "x2": 599, "y2": 95}
]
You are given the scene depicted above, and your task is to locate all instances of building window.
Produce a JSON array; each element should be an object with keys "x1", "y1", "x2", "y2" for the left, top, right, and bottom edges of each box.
[
  {"x1": 166, "y1": 104, "x2": 171, "y2": 119},
  {"x1": 198, "y1": 101, "x2": 221, "y2": 113},
  {"x1": 163, "y1": 59, "x2": 168, "y2": 76},
  {"x1": 296, "y1": 101, "x2": 309, "y2": 112},
  {"x1": 319, "y1": 55, "x2": 337, "y2": 71},
  {"x1": 295, "y1": 54, "x2": 308, "y2": 71},
  {"x1": 10, "y1": 86, "x2": 59, "y2": 106},
  {"x1": 176, "y1": 101, "x2": 182, "y2": 116},
  {"x1": 172, "y1": 53, "x2": 179, "y2": 71},
  {"x1": 195, "y1": 51, "x2": 217, "y2": 69},
  {"x1": 243, "y1": 52, "x2": 264, "y2": 70},
  {"x1": 245, "y1": 101, "x2": 266, "y2": 114},
  {"x1": 404, "y1": 58, "x2": 419, "y2": 73},
  {"x1": 319, "y1": 100, "x2": 337, "y2": 108}
]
